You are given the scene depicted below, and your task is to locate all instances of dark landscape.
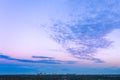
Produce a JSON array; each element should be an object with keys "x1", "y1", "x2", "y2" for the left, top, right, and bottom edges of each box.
[{"x1": 0, "y1": 74, "x2": 120, "y2": 80}]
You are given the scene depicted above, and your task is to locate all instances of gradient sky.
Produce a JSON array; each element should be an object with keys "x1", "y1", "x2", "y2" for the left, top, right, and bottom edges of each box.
[{"x1": 0, "y1": 0, "x2": 120, "y2": 74}]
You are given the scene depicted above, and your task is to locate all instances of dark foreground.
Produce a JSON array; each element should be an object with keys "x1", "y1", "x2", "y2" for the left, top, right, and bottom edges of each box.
[{"x1": 0, "y1": 75, "x2": 120, "y2": 80}]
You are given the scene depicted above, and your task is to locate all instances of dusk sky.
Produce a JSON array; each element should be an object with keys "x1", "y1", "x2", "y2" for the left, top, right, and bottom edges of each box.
[{"x1": 0, "y1": 0, "x2": 120, "y2": 74}]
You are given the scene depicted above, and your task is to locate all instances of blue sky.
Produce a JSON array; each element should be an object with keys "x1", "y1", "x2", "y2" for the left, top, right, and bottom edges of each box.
[{"x1": 0, "y1": 0, "x2": 120, "y2": 74}]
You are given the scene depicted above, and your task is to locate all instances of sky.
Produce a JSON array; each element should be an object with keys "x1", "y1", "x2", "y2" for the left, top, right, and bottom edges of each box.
[{"x1": 0, "y1": 0, "x2": 120, "y2": 74}]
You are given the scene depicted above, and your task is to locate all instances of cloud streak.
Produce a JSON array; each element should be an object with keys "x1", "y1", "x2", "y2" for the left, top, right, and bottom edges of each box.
[
  {"x1": 32, "y1": 56, "x2": 53, "y2": 59},
  {"x1": 0, "y1": 54, "x2": 77, "y2": 64}
]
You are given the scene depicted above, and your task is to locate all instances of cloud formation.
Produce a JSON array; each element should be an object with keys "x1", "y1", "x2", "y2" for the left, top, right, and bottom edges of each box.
[
  {"x1": 0, "y1": 54, "x2": 77, "y2": 64},
  {"x1": 32, "y1": 56, "x2": 53, "y2": 59},
  {"x1": 45, "y1": 0, "x2": 120, "y2": 63}
]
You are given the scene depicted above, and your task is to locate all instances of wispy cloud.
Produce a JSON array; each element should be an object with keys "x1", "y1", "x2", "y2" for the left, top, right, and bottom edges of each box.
[
  {"x1": 75, "y1": 55, "x2": 104, "y2": 63},
  {"x1": 0, "y1": 54, "x2": 77, "y2": 64},
  {"x1": 32, "y1": 56, "x2": 53, "y2": 59},
  {"x1": 44, "y1": 0, "x2": 120, "y2": 63},
  {"x1": 0, "y1": 54, "x2": 59, "y2": 64}
]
